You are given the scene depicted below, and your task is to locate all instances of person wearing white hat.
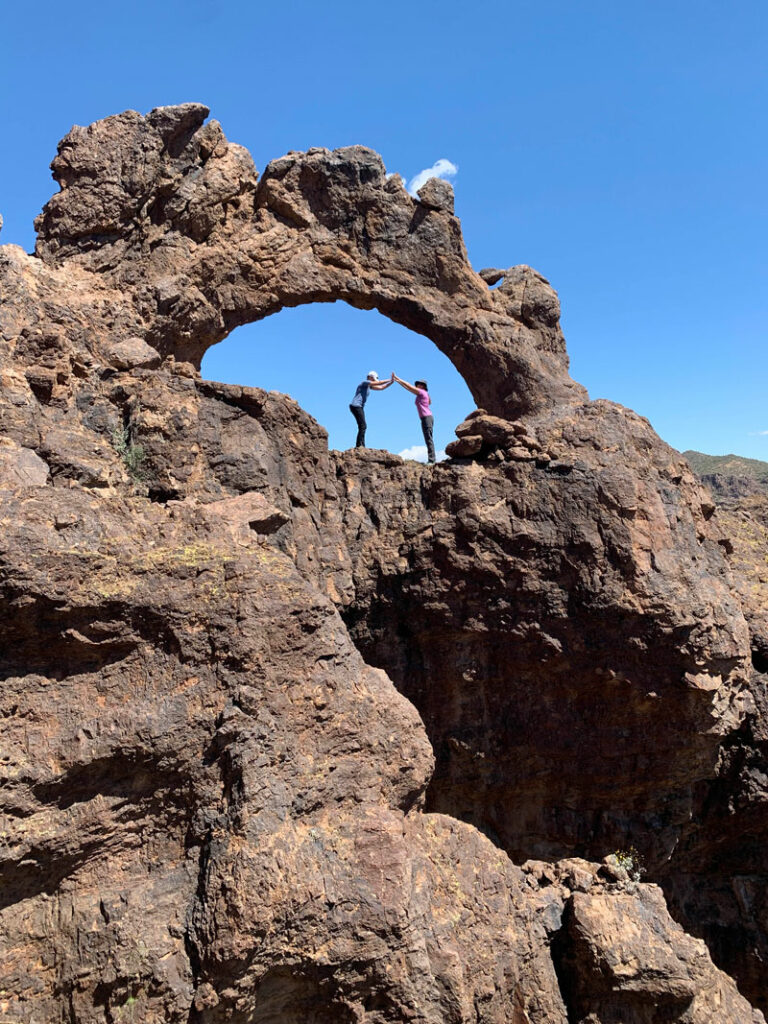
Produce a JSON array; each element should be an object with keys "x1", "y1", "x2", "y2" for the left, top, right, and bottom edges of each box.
[{"x1": 349, "y1": 371, "x2": 394, "y2": 448}]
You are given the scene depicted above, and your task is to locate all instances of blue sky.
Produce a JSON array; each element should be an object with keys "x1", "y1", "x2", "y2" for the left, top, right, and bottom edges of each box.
[{"x1": 2, "y1": 1, "x2": 767, "y2": 460}]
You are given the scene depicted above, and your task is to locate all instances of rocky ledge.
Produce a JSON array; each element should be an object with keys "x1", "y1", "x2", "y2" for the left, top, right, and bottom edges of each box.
[{"x1": 0, "y1": 103, "x2": 765, "y2": 1022}]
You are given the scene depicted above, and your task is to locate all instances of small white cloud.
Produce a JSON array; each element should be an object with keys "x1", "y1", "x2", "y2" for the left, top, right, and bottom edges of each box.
[
  {"x1": 748, "y1": 430, "x2": 768, "y2": 436},
  {"x1": 406, "y1": 159, "x2": 458, "y2": 197},
  {"x1": 398, "y1": 445, "x2": 447, "y2": 463}
]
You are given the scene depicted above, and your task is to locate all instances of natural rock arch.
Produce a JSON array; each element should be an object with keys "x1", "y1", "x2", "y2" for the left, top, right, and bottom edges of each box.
[
  {"x1": 33, "y1": 102, "x2": 587, "y2": 419},
  {"x1": 1, "y1": 103, "x2": 766, "y2": 1021},
  {"x1": 200, "y1": 301, "x2": 475, "y2": 454}
]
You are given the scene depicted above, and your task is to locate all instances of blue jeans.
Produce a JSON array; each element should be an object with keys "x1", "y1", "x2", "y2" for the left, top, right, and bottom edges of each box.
[
  {"x1": 420, "y1": 415, "x2": 435, "y2": 463},
  {"x1": 350, "y1": 404, "x2": 366, "y2": 447}
]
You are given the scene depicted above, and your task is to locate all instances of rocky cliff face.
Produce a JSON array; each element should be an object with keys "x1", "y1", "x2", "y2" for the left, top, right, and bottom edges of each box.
[
  {"x1": 661, "y1": 471, "x2": 768, "y2": 1013},
  {"x1": 0, "y1": 103, "x2": 766, "y2": 1022}
]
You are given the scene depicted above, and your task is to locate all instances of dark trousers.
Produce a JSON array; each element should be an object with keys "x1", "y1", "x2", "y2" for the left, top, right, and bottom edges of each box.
[
  {"x1": 350, "y1": 404, "x2": 366, "y2": 447},
  {"x1": 420, "y1": 415, "x2": 435, "y2": 463}
]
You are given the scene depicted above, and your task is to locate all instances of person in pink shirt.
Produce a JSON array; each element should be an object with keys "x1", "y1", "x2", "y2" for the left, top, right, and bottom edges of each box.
[{"x1": 393, "y1": 373, "x2": 435, "y2": 464}]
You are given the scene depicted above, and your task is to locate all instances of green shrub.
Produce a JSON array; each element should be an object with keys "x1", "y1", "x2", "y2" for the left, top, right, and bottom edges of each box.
[{"x1": 112, "y1": 421, "x2": 147, "y2": 482}]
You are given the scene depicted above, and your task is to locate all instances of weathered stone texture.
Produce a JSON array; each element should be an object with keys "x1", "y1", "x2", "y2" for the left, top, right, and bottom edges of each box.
[
  {"x1": 0, "y1": 104, "x2": 765, "y2": 1021},
  {"x1": 657, "y1": 480, "x2": 768, "y2": 1017}
]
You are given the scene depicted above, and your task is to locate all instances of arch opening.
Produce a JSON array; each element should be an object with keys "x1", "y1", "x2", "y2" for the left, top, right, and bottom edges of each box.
[{"x1": 201, "y1": 301, "x2": 475, "y2": 459}]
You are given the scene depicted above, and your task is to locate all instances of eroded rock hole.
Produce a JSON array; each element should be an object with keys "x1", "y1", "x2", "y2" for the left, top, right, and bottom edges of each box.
[
  {"x1": 751, "y1": 645, "x2": 768, "y2": 674},
  {"x1": 200, "y1": 301, "x2": 473, "y2": 460}
]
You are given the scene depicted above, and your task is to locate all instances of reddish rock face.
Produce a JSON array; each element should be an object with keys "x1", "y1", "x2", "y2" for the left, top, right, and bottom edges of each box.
[
  {"x1": 0, "y1": 104, "x2": 765, "y2": 1021},
  {"x1": 656, "y1": 482, "x2": 768, "y2": 1017},
  {"x1": 335, "y1": 422, "x2": 748, "y2": 866}
]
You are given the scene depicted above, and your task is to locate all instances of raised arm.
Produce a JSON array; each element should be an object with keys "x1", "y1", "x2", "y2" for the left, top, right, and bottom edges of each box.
[
  {"x1": 393, "y1": 373, "x2": 419, "y2": 395},
  {"x1": 370, "y1": 374, "x2": 394, "y2": 390}
]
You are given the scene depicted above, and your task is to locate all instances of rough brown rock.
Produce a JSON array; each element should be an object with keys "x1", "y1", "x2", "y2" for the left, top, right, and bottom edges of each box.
[
  {"x1": 335, "y1": 411, "x2": 750, "y2": 867},
  {"x1": 416, "y1": 177, "x2": 455, "y2": 213},
  {"x1": 558, "y1": 885, "x2": 760, "y2": 1022},
  {"x1": 0, "y1": 104, "x2": 765, "y2": 1021},
  {"x1": 655, "y1": 478, "x2": 768, "y2": 1016}
]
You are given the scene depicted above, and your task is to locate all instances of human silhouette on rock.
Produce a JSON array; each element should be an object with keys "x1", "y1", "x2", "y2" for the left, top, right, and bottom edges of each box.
[
  {"x1": 394, "y1": 373, "x2": 435, "y2": 464},
  {"x1": 349, "y1": 371, "x2": 394, "y2": 448}
]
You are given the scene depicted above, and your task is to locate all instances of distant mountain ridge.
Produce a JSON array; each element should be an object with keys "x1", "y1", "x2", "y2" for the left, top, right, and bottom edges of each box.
[
  {"x1": 684, "y1": 450, "x2": 768, "y2": 500},
  {"x1": 683, "y1": 450, "x2": 768, "y2": 482}
]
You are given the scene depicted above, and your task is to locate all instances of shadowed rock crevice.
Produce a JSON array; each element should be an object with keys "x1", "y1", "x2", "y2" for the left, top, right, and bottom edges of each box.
[
  {"x1": 30, "y1": 752, "x2": 187, "y2": 813},
  {"x1": 0, "y1": 589, "x2": 197, "y2": 681},
  {"x1": 1, "y1": 755, "x2": 191, "y2": 914}
]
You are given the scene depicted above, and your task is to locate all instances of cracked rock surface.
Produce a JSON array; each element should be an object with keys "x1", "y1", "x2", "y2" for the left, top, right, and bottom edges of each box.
[{"x1": 0, "y1": 103, "x2": 765, "y2": 1021}]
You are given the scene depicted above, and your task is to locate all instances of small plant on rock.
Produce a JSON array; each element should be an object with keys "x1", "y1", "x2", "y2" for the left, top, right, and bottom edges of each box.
[
  {"x1": 614, "y1": 846, "x2": 646, "y2": 882},
  {"x1": 112, "y1": 418, "x2": 147, "y2": 483}
]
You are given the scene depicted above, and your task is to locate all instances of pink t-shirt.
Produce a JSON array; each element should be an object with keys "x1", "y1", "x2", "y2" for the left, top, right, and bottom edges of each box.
[{"x1": 415, "y1": 388, "x2": 431, "y2": 418}]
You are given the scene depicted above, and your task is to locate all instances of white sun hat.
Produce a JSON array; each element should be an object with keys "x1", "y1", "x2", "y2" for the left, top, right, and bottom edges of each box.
[{"x1": 366, "y1": 371, "x2": 379, "y2": 381}]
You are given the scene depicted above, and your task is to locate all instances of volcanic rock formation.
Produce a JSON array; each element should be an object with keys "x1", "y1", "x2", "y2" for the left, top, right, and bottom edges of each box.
[
  {"x1": 0, "y1": 102, "x2": 766, "y2": 1021},
  {"x1": 660, "y1": 462, "x2": 768, "y2": 1011}
]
